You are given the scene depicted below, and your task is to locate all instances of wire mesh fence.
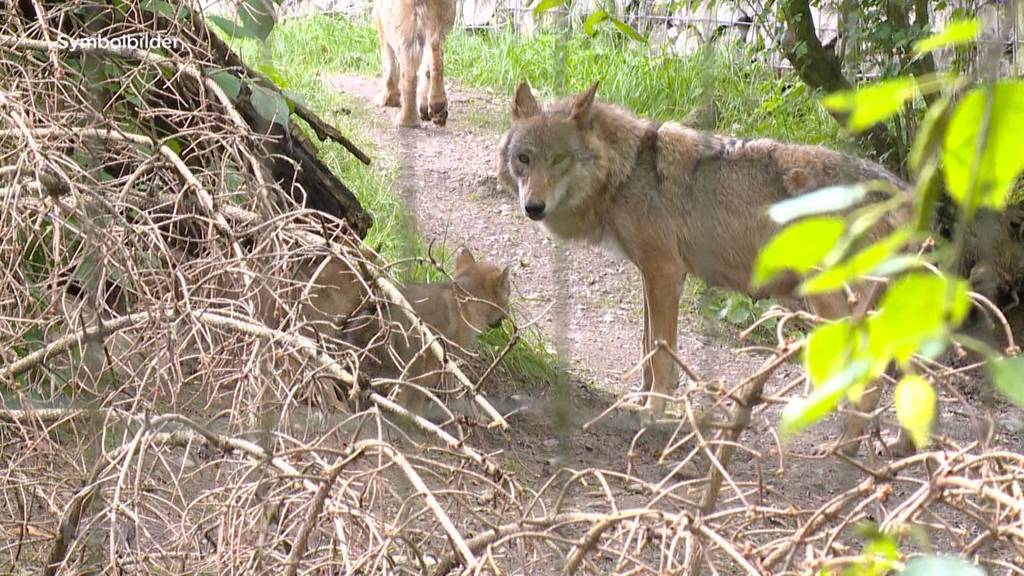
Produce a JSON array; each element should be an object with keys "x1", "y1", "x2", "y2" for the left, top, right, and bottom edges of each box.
[{"x1": 279, "y1": 0, "x2": 1023, "y2": 78}]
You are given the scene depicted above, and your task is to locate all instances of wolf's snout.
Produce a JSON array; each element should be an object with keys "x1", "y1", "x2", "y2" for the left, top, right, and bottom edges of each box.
[{"x1": 524, "y1": 201, "x2": 546, "y2": 220}]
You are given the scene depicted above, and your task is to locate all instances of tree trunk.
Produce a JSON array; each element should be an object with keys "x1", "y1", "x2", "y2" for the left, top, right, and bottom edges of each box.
[{"x1": 780, "y1": 0, "x2": 903, "y2": 171}]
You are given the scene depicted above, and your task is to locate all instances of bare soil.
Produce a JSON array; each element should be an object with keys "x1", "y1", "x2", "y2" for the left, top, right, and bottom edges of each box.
[{"x1": 325, "y1": 72, "x2": 1024, "y2": 570}]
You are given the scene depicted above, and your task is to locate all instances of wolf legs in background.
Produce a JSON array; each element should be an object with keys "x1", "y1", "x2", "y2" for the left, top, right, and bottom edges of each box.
[
  {"x1": 375, "y1": 17, "x2": 400, "y2": 108},
  {"x1": 416, "y1": 38, "x2": 448, "y2": 125},
  {"x1": 374, "y1": 0, "x2": 455, "y2": 127}
]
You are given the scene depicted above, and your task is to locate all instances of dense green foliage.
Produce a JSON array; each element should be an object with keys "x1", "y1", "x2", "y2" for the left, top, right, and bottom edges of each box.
[{"x1": 755, "y1": 19, "x2": 1024, "y2": 448}]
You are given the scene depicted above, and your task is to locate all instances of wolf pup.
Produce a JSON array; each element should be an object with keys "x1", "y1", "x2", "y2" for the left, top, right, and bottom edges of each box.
[
  {"x1": 497, "y1": 82, "x2": 906, "y2": 455},
  {"x1": 307, "y1": 248, "x2": 510, "y2": 409},
  {"x1": 373, "y1": 0, "x2": 456, "y2": 127}
]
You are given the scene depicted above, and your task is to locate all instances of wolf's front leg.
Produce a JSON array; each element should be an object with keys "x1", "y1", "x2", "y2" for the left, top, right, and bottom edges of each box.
[
  {"x1": 641, "y1": 266, "x2": 685, "y2": 417},
  {"x1": 425, "y1": 38, "x2": 448, "y2": 126}
]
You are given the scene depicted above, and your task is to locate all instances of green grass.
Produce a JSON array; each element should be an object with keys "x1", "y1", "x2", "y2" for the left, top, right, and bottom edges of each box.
[
  {"x1": 265, "y1": 14, "x2": 852, "y2": 150},
  {"x1": 221, "y1": 20, "x2": 564, "y2": 386},
  {"x1": 445, "y1": 30, "x2": 849, "y2": 148}
]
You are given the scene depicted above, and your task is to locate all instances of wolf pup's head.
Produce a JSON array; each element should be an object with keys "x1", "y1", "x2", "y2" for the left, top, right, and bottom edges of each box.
[
  {"x1": 497, "y1": 82, "x2": 604, "y2": 229},
  {"x1": 452, "y1": 247, "x2": 511, "y2": 331}
]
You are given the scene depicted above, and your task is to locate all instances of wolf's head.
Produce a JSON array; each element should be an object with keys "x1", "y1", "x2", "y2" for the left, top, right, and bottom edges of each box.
[
  {"x1": 497, "y1": 82, "x2": 604, "y2": 227},
  {"x1": 452, "y1": 247, "x2": 511, "y2": 331}
]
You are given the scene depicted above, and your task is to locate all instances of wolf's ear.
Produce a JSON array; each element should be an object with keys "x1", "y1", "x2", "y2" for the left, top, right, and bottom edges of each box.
[
  {"x1": 454, "y1": 247, "x2": 476, "y2": 272},
  {"x1": 571, "y1": 81, "x2": 600, "y2": 127},
  {"x1": 512, "y1": 82, "x2": 540, "y2": 120},
  {"x1": 496, "y1": 267, "x2": 511, "y2": 297}
]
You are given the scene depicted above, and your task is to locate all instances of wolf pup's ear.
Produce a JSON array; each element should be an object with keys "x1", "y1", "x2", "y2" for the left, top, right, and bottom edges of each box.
[
  {"x1": 454, "y1": 247, "x2": 476, "y2": 272},
  {"x1": 571, "y1": 81, "x2": 600, "y2": 127},
  {"x1": 512, "y1": 82, "x2": 540, "y2": 120},
  {"x1": 497, "y1": 267, "x2": 511, "y2": 298}
]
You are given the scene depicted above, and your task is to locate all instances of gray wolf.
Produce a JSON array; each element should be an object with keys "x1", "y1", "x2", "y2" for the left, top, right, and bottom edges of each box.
[
  {"x1": 374, "y1": 0, "x2": 457, "y2": 127},
  {"x1": 302, "y1": 247, "x2": 511, "y2": 407},
  {"x1": 496, "y1": 82, "x2": 906, "y2": 455}
]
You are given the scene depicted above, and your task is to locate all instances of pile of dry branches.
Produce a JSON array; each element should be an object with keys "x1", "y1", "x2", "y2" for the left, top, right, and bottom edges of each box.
[
  {"x1": 1, "y1": 2, "x2": 1022, "y2": 575},
  {"x1": 0, "y1": 2, "x2": 511, "y2": 572}
]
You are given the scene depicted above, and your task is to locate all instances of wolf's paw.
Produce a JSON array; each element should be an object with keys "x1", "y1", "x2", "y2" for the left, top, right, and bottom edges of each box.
[
  {"x1": 393, "y1": 109, "x2": 419, "y2": 128},
  {"x1": 378, "y1": 90, "x2": 400, "y2": 108},
  {"x1": 419, "y1": 102, "x2": 431, "y2": 121},
  {"x1": 429, "y1": 100, "x2": 448, "y2": 126}
]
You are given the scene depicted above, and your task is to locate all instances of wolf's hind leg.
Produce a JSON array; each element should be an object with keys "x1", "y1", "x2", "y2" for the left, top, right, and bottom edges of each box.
[
  {"x1": 806, "y1": 293, "x2": 915, "y2": 458},
  {"x1": 376, "y1": 19, "x2": 400, "y2": 107},
  {"x1": 417, "y1": 57, "x2": 431, "y2": 121},
  {"x1": 641, "y1": 292, "x2": 654, "y2": 396},
  {"x1": 834, "y1": 380, "x2": 883, "y2": 456},
  {"x1": 641, "y1": 266, "x2": 686, "y2": 417}
]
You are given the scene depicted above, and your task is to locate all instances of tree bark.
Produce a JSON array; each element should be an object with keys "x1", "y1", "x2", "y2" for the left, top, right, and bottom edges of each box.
[{"x1": 780, "y1": 0, "x2": 903, "y2": 171}]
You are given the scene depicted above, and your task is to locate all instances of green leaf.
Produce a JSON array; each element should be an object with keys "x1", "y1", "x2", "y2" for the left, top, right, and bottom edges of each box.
[
  {"x1": 901, "y1": 556, "x2": 984, "y2": 576},
  {"x1": 894, "y1": 374, "x2": 936, "y2": 449},
  {"x1": 609, "y1": 16, "x2": 646, "y2": 43},
  {"x1": 911, "y1": 161, "x2": 943, "y2": 233},
  {"x1": 208, "y1": 0, "x2": 276, "y2": 41},
  {"x1": 782, "y1": 359, "x2": 872, "y2": 438},
  {"x1": 752, "y1": 217, "x2": 845, "y2": 288},
  {"x1": 822, "y1": 78, "x2": 917, "y2": 132},
  {"x1": 801, "y1": 230, "x2": 910, "y2": 295},
  {"x1": 583, "y1": 9, "x2": 608, "y2": 36},
  {"x1": 256, "y1": 60, "x2": 287, "y2": 88},
  {"x1": 867, "y1": 274, "x2": 970, "y2": 366},
  {"x1": 909, "y1": 95, "x2": 951, "y2": 175},
  {"x1": 165, "y1": 137, "x2": 183, "y2": 155},
  {"x1": 209, "y1": 69, "x2": 241, "y2": 101},
  {"x1": 914, "y1": 19, "x2": 981, "y2": 56},
  {"x1": 988, "y1": 355, "x2": 1024, "y2": 408},
  {"x1": 532, "y1": 0, "x2": 565, "y2": 15},
  {"x1": 768, "y1": 185, "x2": 868, "y2": 224},
  {"x1": 141, "y1": 0, "x2": 182, "y2": 19},
  {"x1": 250, "y1": 83, "x2": 289, "y2": 127},
  {"x1": 238, "y1": 0, "x2": 276, "y2": 41},
  {"x1": 805, "y1": 319, "x2": 855, "y2": 387},
  {"x1": 208, "y1": 14, "x2": 240, "y2": 35},
  {"x1": 943, "y1": 82, "x2": 1024, "y2": 214},
  {"x1": 283, "y1": 89, "x2": 307, "y2": 110},
  {"x1": 858, "y1": 530, "x2": 901, "y2": 576}
]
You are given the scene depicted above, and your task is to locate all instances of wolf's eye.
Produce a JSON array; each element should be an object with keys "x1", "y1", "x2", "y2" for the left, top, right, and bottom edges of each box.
[
  {"x1": 552, "y1": 154, "x2": 568, "y2": 165},
  {"x1": 517, "y1": 153, "x2": 530, "y2": 165}
]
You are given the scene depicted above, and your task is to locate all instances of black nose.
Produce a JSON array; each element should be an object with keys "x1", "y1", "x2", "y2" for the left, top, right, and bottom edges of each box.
[{"x1": 524, "y1": 201, "x2": 545, "y2": 220}]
